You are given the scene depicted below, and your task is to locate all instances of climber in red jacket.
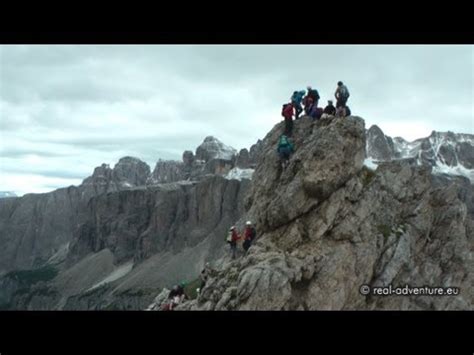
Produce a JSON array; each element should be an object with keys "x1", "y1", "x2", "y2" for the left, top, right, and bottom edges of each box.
[
  {"x1": 281, "y1": 102, "x2": 294, "y2": 137},
  {"x1": 226, "y1": 226, "x2": 241, "y2": 259},
  {"x1": 242, "y1": 221, "x2": 257, "y2": 253}
]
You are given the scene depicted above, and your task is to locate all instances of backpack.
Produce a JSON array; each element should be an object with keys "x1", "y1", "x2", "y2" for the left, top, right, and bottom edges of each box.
[
  {"x1": 339, "y1": 85, "x2": 350, "y2": 99},
  {"x1": 282, "y1": 103, "x2": 293, "y2": 118},
  {"x1": 310, "y1": 89, "x2": 320, "y2": 100},
  {"x1": 292, "y1": 90, "x2": 305, "y2": 104},
  {"x1": 345, "y1": 106, "x2": 351, "y2": 116},
  {"x1": 278, "y1": 136, "x2": 294, "y2": 153},
  {"x1": 250, "y1": 227, "x2": 256, "y2": 241},
  {"x1": 279, "y1": 135, "x2": 289, "y2": 147}
]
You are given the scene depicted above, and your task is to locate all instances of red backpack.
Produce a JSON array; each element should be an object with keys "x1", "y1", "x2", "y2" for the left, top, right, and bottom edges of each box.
[{"x1": 281, "y1": 103, "x2": 293, "y2": 118}]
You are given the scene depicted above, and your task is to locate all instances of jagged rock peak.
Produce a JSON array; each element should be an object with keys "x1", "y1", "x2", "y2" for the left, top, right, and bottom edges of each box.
[
  {"x1": 195, "y1": 136, "x2": 237, "y2": 162},
  {"x1": 113, "y1": 156, "x2": 151, "y2": 187}
]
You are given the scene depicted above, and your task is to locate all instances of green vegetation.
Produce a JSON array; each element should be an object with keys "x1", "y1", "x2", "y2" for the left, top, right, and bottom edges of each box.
[
  {"x1": 377, "y1": 224, "x2": 392, "y2": 239},
  {"x1": 12, "y1": 287, "x2": 31, "y2": 297},
  {"x1": 118, "y1": 288, "x2": 156, "y2": 297},
  {"x1": 377, "y1": 223, "x2": 407, "y2": 239},
  {"x1": 184, "y1": 278, "x2": 202, "y2": 300},
  {"x1": 0, "y1": 302, "x2": 11, "y2": 310},
  {"x1": 5, "y1": 265, "x2": 58, "y2": 286},
  {"x1": 32, "y1": 287, "x2": 58, "y2": 297},
  {"x1": 103, "y1": 303, "x2": 121, "y2": 311}
]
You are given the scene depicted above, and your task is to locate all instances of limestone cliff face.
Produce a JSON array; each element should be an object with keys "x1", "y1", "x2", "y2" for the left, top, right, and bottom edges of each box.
[
  {"x1": 0, "y1": 156, "x2": 151, "y2": 275},
  {"x1": 0, "y1": 186, "x2": 84, "y2": 274},
  {"x1": 68, "y1": 176, "x2": 249, "y2": 267},
  {"x1": 0, "y1": 176, "x2": 250, "y2": 310},
  {"x1": 175, "y1": 116, "x2": 473, "y2": 311}
]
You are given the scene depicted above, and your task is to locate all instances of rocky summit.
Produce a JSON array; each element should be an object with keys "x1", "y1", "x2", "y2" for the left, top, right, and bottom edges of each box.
[{"x1": 0, "y1": 115, "x2": 472, "y2": 310}]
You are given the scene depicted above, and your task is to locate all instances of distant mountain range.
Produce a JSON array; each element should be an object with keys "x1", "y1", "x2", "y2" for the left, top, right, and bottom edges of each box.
[{"x1": 366, "y1": 125, "x2": 473, "y2": 182}]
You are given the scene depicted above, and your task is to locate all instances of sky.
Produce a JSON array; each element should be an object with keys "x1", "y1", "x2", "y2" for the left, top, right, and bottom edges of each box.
[{"x1": 0, "y1": 45, "x2": 473, "y2": 196}]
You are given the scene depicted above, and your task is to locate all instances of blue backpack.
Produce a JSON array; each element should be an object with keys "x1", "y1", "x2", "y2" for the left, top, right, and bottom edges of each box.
[{"x1": 278, "y1": 136, "x2": 294, "y2": 151}]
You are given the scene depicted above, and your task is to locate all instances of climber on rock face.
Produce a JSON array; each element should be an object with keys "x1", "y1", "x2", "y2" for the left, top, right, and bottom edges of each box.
[
  {"x1": 243, "y1": 221, "x2": 257, "y2": 253},
  {"x1": 277, "y1": 134, "x2": 294, "y2": 169},
  {"x1": 166, "y1": 282, "x2": 186, "y2": 310},
  {"x1": 226, "y1": 225, "x2": 240, "y2": 259},
  {"x1": 200, "y1": 262, "x2": 212, "y2": 292},
  {"x1": 290, "y1": 90, "x2": 306, "y2": 119},
  {"x1": 281, "y1": 102, "x2": 294, "y2": 137}
]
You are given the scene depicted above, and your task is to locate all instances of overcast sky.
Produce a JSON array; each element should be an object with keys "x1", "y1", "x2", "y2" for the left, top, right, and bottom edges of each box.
[{"x1": 1, "y1": 45, "x2": 473, "y2": 196}]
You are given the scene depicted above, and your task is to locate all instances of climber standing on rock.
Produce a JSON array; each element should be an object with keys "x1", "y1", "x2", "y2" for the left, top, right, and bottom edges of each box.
[
  {"x1": 335, "y1": 81, "x2": 350, "y2": 109},
  {"x1": 242, "y1": 221, "x2": 257, "y2": 253},
  {"x1": 277, "y1": 134, "x2": 294, "y2": 169},
  {"x1": 290, "y1": 90, "x2": 306, "y2": 119},
  {"x1": 281, "y1": 102, "x2": 294, "y2": 137},
  {"x1": 227, "y1": 226, "x2": 240, "y2": 259}
]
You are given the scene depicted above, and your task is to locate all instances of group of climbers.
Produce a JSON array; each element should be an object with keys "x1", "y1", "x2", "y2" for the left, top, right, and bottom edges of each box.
[
  {"x1": 161, "y1": 262, "x2": 215, "y2": 310},
  {"x1": 162, "y1": 281, "x2": 187, "y2": 310},
  {"x1": 282, "y1": 81, "x2": 351, "y2": 135},
  {"x1": 226, "y1": 221, "x2": 257, "y2": 259},
  {"x1": 279, "y1": 81, "x2": 351, "y2": 168},
  {"x1": 163, "y1": 221, "x2": 256, "y2": 304}
]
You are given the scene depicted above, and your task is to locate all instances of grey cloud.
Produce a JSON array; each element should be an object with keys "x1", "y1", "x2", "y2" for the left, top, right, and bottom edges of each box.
[
  {"x1": 2, "y1": 168, "x2": 86, "y2": 180},
  {"x1": 1, "y1": 44, "x2": 472, "y2": 195},
  {"x1": 0, "y1": 147, "x2": 67, "y2": 158}
]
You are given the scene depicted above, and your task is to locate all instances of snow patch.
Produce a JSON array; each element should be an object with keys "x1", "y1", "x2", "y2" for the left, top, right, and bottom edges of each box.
[
  {"x1": 363, "y1": 158, "x2": 379, "y2": 170},
  {"x1": 225, "y1": 168, "x2": 254, "y2": 181},
  {"x1": 433, "y1": 162, "x2": 474, "y2": 183},
  {"x1": 87, "y1": 261, "x2": 134, "y2": 291}
]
